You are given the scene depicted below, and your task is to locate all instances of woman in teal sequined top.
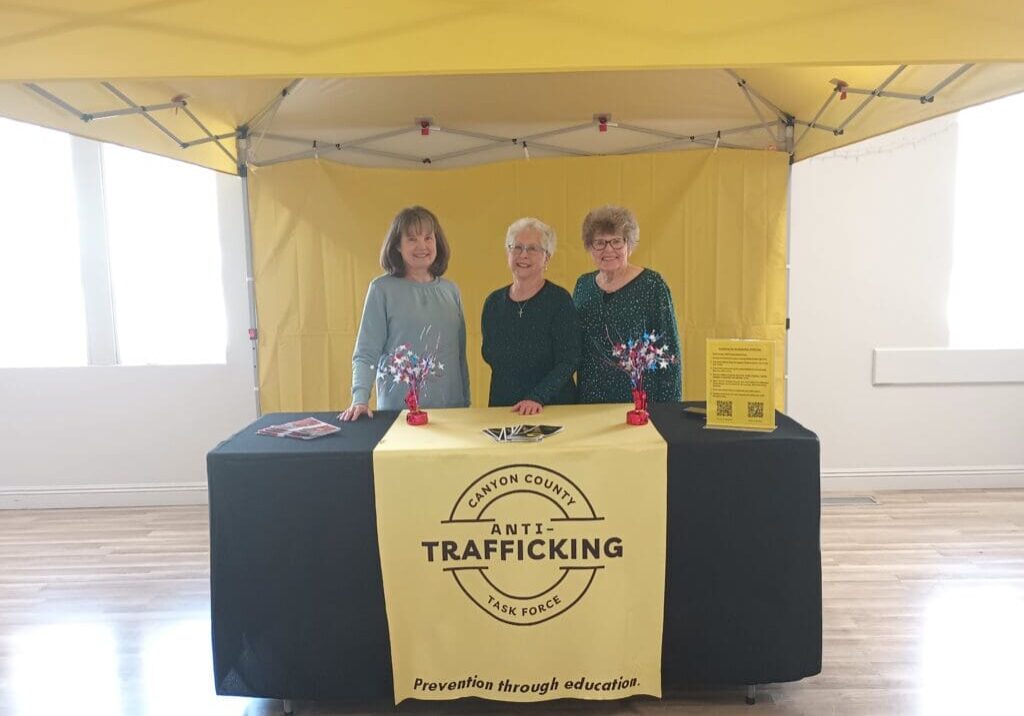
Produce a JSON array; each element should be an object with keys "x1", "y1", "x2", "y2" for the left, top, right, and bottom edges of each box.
[
  {"x1": 481, "y1": 218, "x2": 579, "y2": 415},
  {"x1": 572, "y1": 205, "x2": 682, "y2": 404}
]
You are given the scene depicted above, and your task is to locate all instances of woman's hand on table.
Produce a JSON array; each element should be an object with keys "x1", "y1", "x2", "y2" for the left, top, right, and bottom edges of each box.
[
  {"x1": 511, "y1": 400, "x2": 543, "y2": 416},
  {"x1": 338, "y1": 403, "x2": 373, "y2": 421}
]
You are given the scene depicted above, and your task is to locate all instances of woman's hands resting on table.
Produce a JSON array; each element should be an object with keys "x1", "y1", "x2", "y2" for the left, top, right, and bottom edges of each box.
[
  {"x1": 511, "y1": 400, "x2": 543, "y2": 416},
  {"x1": 338, "y1": 403, "x2": 373, "y2": 421}
]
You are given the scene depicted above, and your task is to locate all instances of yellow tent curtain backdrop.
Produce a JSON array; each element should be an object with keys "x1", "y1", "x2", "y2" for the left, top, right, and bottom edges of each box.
[{"x1": 249, "y1": 148, "x2": 788, "y2": 413}]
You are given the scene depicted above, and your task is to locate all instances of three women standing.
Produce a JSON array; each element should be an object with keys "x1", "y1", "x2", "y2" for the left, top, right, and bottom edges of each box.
[{"x1": 340, "y1": 203, "x2": 680, "y2": 419}]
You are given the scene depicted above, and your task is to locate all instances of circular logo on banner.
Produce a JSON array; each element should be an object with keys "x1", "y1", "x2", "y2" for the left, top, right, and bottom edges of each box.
[{"x1": 419, "y1": 464, "x2": 623, "y2": 626}]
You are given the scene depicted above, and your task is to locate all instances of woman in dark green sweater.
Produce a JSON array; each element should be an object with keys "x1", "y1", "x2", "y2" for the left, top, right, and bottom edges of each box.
[
  {"x1": 573, "y1": 205, "x2": 682, "y2": 404},
  {"x1": 481, "y1": 218, "x2": 579, "y2": 415}
]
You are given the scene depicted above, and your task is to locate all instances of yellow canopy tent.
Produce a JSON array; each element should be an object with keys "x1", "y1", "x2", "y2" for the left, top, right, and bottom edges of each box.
[
  {"x1": 3, "y1": 1, "x2": 1023, "y2": 411},
  {"x1": 4, "y1": 0, "x2": 1024, "y2": 171}
]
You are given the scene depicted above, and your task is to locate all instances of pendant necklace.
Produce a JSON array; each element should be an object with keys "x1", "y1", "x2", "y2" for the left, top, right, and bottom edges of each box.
[{"x1": 511, "y1": 282, "x2": 541, "y2": 317}]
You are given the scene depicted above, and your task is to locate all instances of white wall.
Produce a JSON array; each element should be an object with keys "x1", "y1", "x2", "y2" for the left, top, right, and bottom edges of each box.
[
  {"x1": 789, "y1": 115, "x2": 1024, "y2": 490},
  {"x1": 0, "y1": 173, "x2": 257, "y2": 508}
]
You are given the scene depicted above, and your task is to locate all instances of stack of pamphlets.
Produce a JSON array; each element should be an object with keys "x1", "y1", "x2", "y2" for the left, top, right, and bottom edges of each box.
[
  {"x1": 257, "y1": 417, "x2": 340, "y2": 440},
  {"x1": 482, "y1": 424, "x2": 563, "y2": 443}
]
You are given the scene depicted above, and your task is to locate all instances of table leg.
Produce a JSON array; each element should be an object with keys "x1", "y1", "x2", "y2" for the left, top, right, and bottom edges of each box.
[
  {"x1": 282, "y1": 698, "x2": 294, "y2": 715},
  {"x1": 745, "y1": 684, "x2": 757, "y2": 705}
]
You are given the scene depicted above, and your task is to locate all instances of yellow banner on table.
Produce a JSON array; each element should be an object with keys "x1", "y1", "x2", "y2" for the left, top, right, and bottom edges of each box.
[
  {"x1": 372, "y1": 404, "x2": 667, "y2": 703},
  {"x1": 705, "y1": 339, "x2": 776, "y2": 431}
]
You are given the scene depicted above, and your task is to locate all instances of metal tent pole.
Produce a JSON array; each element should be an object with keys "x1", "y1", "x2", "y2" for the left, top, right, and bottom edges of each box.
[
  {"x1": 724, "y1": 69, "x2": 791, "y2": 125},
  {"x1": 237, "y1": 128, "x2": 262, "y2": 416},
  {"x1": 834, "y1": 66, "x2": 907, "y2": 134},
  {"x1": 180, "y1": 105, "x2": 236, "y2": 164},
  {"x1": 922, "y1": 64, "x2": 973, "y2": 101},
  {"x1": 793, "y1": 92, "x2": 841, "y2": 151},
  {"x1": 101, "y1": 81, "x2": 187, "y2": 147},
  {"x1": 250, "y1": 128, "x2": 422, "y2": 166},
  {"x1": 784, "y1": 159, "x2": 793, "y2": 412}
]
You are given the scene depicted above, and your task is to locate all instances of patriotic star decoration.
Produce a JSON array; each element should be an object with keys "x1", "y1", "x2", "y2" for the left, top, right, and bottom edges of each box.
[
  {"x1": 378, "y1": 342, "x2": 444, "y2": 394},
  {"x1": 610, "y1": 331, "x2": 677, "y2": 389}
]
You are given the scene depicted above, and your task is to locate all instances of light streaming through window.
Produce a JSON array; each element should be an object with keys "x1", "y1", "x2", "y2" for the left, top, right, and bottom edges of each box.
[
  {"x1": 948, "y1": 93, "x2": 1024, "y2": 348},
  {"x1": 102, "y1": 145, "x2": 227, "y2": 365},
  {"x1": 0, "y1": 118, "x2": 88, "y2": 367}
]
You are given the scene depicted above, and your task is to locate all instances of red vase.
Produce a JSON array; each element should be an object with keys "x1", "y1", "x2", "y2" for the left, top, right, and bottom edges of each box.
[
  {"x1": 405, "y1": 388, "x2": 428, "y2": 425},
  {"x1": 627, "y1": 388, "x2": 649, "y2": 425}
]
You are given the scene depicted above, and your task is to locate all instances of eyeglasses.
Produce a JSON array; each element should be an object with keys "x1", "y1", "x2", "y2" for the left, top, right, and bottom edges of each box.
[
  {"x1": 508, "y1": 244, "x2": 545, "y2": 256},
  {"x1": 590, "y1": 236, "x2": 626, "y2": 250}
]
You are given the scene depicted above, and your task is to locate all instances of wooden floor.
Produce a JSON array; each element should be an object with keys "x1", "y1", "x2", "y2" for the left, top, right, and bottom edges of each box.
[{"x1": 1, "y1": 490, "x2": 1022, "y2": 715}]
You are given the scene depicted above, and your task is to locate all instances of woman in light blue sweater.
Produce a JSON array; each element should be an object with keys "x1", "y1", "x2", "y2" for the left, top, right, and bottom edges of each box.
[{"x1": 339, "y1": 206, "x2": 470, "y2": 421}]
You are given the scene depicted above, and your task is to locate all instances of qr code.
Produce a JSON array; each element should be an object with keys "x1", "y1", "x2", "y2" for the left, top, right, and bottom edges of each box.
[
  {"x1": 748, "y1": 402, "x2": 765, "y2": 419},
  {"x1": 716, "y1": 400, "x2": 733, "y2": 418}
]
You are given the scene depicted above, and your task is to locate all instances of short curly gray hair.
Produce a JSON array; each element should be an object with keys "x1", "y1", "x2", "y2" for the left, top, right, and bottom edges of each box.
[
  {"x1": 582, "y1": 205, "x2": 639, "y2": 250},
  {"x1": 505, "y1": 217, "x2": 557, "y2": 256}
]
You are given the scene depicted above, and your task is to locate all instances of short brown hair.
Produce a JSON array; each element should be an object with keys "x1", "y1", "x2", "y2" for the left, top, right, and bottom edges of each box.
[
  {"x1": 380, "y1": 206, "x2": 451, "y2": 277},
  {"x1": 582, "y1": 205, "x2": 639, "y2": 250}
]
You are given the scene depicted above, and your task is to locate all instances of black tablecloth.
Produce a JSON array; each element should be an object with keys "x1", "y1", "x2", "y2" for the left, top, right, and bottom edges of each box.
[{"x1": 207, "y1": 403, "x2": 821, "y2": 701}]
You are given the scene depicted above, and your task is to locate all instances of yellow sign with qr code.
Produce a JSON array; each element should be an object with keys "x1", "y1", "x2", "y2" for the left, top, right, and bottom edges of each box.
[{"x1": 705, "y1": 339, "x2": 776, "y2": 432}]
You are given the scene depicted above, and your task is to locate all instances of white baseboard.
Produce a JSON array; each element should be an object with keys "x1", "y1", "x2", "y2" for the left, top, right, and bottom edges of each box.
[
  {"x1": 821, "y1": 465, "x2": 1024, "y2": 491},
  {"x1": 0, "y1": 482, "x2": 208, "y2": 510}
]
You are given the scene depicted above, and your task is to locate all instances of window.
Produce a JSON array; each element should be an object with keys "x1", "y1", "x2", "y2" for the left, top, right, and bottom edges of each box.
[
  {"x1": 948, "y1": 92, "x2": 1024, "y2": 349},
  {"x1": 102, "y1": 145, "x2": 226, "y2": 365},
  {"x1": 0, "y1": 118, "x2": 227, "y2": 367},
  {"x1": 0, "y1": 119, "x2": 88, "y2": 367}
]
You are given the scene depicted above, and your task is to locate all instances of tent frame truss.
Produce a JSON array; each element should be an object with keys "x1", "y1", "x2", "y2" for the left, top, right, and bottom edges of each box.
[
  {"x1": 22, "y1": 64, "x2": 973, "y2": 171},
  {"x1": 24, "y1": 81, "x2": 238, "y2": 165},
  {"x1": 793, "y1": 64, "x2": 972, "y2": 149}
]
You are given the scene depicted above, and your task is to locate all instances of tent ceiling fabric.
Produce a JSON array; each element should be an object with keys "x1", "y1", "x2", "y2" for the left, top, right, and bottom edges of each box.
[
  {"x1": 2, "y1": 2, "x2": 1024, "y2": 174},
  {"x1": 3, "y1": 1, "x2": 1024, "y2": 80},
  {"x1": 4, "y1": 63, "x2": 1024, "y2": 173}
]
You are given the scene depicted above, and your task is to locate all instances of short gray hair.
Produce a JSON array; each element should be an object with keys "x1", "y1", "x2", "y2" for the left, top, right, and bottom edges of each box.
[
  {"x1": 505, "y1": 217, "x2": 557, "y2": 256},
  {"x1": 582, "y1": 205, "x2": 639, "y2": 250}
]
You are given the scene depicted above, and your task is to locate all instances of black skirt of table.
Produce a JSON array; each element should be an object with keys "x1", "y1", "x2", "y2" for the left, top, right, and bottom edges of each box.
[{"x1": 206, "y1": 403, "x2": 821, "y2": 701}]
